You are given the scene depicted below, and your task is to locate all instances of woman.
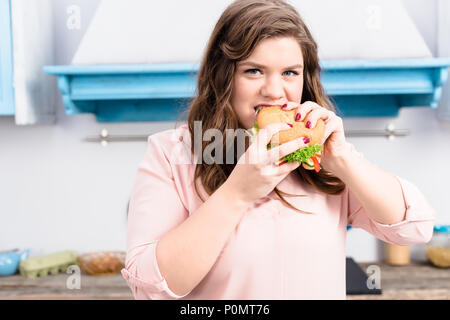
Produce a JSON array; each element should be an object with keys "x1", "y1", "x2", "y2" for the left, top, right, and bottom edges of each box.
[{"x1": 121, "y1": 0, "x2": 435, "y2": 299}]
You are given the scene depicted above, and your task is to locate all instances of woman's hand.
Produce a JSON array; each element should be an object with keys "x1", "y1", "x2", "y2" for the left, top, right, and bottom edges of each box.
[
  {"x1": 224, "y1": 122, "x2": 310, "y2": 204},
  {"x1": 281, "y1": 101, "x2": 351, "y2": 174}
]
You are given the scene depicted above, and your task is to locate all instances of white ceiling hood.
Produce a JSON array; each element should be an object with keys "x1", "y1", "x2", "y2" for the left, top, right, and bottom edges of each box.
[{"x1": 71, "y1": 0, "x2": 432, "y2": 66}]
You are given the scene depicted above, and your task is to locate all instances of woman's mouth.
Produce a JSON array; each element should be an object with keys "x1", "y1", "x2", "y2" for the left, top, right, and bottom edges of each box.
[
  {"x1": 254, "y1": 106, "x2": 263, "y2": 114},
  {"x1": 253, "y1": 105, "x2": 279, "y2": 114},
  {"x1": 254, "y1": 105, "x2": 270, "y2": 114}
]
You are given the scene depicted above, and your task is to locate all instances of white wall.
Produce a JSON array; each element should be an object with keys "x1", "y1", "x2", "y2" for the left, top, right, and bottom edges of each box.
[
  {"x1": 437, "y1": 0, "x2": 450, "y2": 119},
  {"x1": 1, "y1": 0, "x2": 448, "y2": 262},
  {"x1": 401, "y1": 0, "x2": 437, "y2": 55}
]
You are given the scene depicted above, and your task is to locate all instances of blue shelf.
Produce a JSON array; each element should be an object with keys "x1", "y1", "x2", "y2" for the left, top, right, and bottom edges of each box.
[{"x1": 44, "y1": 58, "x2": 450, "y2": 122}]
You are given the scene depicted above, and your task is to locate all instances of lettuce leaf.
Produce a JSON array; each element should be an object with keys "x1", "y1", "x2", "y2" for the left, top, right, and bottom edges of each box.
[
  {"x1": 280, "y1": 144, "x2": 322, "y2": 163},
  {"x1": 252, "y1": 121, "x2": 322, "y2": 164}
]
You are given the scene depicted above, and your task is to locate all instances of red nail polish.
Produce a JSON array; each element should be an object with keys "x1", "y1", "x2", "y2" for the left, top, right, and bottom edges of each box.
[
  {"x1": 303, "y1": 137, "x2": 310, "y2": 144},
  {"x1": 282, "y1": 104, "x2": 287, "y2": 109},
  {"x1": 287, "y1": 123, "x2": 293, "y2": 128},
  {"x1": 306, "y1": 121, "x2": 311, "y2": 129},
  {"x1": 295, "y1": 113, "x2": 301, "y2": 121}
]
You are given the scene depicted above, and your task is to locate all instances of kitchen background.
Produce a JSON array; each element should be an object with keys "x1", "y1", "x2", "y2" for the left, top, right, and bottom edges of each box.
[{"x1": 0, "y1": 0, "x2": 449, "y2": 265}]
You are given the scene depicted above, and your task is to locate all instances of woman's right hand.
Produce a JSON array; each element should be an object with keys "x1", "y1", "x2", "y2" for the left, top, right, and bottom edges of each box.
[{"x1": 224, "y1": 122, "x2": 310, "y2": 205}]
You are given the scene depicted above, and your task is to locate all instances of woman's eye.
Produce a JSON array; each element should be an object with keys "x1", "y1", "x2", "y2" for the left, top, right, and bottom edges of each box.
[
  {"x1": 283, "y1": 70, "x2": 299, "y2": 76},
  {"x1": 244, "y1": 69, "x2": 261, "y2": 75},
  {"x1": 243, "y1": 69, "x2": 300, "y2": 76}
]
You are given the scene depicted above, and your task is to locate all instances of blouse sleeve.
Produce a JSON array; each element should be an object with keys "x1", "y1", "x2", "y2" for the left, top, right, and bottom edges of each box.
[
  {"x1": 346, "y1": 144, "x2": 436, "y2": 246},
  {"x1": 121, "y1": 135, "x2": 191, "y2": 300}
]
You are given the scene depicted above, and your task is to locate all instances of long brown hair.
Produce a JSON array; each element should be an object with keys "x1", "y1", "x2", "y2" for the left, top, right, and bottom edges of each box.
[{"x1": 176, "y1": 0, "x2": 345, "y2": 213}]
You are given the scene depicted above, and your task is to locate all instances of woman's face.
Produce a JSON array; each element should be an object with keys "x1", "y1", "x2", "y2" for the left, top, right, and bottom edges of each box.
[{"x1": 231, "y1": 36, "x2": 304, "y2": 130}]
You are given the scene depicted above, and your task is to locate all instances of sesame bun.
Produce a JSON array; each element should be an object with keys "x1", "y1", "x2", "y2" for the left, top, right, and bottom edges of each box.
[{"x1": 256, "y1": 106, "x2": 325, "y2": 147}]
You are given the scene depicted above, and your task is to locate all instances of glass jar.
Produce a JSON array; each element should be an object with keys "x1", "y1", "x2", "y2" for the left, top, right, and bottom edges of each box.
[{"x1": 426, "y1": 225, "x2": 450, "y2": 268}]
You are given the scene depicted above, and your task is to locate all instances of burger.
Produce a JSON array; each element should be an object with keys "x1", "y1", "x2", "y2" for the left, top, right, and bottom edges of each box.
[{"x1": 250, "y1": 105, "x2": 324, "y2": 172}]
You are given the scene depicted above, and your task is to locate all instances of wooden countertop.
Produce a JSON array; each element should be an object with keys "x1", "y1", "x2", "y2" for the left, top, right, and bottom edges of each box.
[
  {"x1": 0, "y1": 261, "x2": 448, "y2": 300},
  {"x1": 347, "y1": 261, "x2": 450, "y2": 300}
]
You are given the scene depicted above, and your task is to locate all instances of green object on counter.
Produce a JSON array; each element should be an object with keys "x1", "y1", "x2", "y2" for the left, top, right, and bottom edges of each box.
[{"x1": 19, "y1": 250, "x2": 78, "y2": 279}]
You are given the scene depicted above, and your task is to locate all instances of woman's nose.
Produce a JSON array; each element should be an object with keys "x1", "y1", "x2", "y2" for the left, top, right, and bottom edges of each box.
[{"x1": 260, "y1": 76, "x2": 284, "y2": 100}]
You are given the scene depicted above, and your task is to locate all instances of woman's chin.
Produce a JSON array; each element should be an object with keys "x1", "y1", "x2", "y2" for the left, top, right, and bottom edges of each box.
[{"x1": 236, "y1": 118, "x2": 253, "y2": 131}]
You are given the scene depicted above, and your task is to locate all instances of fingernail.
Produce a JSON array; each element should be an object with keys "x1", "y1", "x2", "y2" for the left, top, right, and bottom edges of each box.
[
  {"x1": 282, "y1": 104, "x2": 288, "y2": 109},
  {"x1": 306, "y1": 121, "x2": 311, "y2": 129},
  {"x1": 295, "y1": 113, "x2": 301, "y2": 121},
  {"x1": 303, "y1": 137, "x2": 310, "y2": 144},
  {"x1": 287, "y1": 123, "x2": 293, "y2": 128}
]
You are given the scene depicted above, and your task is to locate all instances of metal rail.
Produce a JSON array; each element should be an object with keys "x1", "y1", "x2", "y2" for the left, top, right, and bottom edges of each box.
[{"x1": 85, "y1": 124, "x2": 409, "y2": 145}]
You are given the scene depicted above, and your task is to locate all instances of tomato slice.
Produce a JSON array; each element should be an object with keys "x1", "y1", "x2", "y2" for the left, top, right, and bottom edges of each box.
[
  {"x1": 315, "y1": 153, "x2": 321, "y2": 158},
  {"x1": 311, "y1": 156, "x2": 320, "y2": 172},
  {"x1": 277, "y1": 160, "x2": 288, "y2": 167}
]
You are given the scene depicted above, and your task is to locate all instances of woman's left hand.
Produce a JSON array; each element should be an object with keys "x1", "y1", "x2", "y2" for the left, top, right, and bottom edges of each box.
[{"x1": 282, "y1": 101, "x2": 351, "y2": 173}]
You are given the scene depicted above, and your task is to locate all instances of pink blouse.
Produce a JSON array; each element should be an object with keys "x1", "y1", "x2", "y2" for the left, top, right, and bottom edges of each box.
[{"x1": 121, "y1": 124, "x2": 435, "y2": 300}]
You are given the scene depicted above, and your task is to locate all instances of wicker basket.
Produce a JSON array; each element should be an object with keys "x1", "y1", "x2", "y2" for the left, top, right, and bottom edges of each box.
[{"x1": 77, "y1": 251, "x2": 125, "y2": 276}]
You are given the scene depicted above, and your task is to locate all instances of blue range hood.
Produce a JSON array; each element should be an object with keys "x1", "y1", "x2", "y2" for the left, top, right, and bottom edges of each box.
[{"x1": 44, "y1": 58, "x2": 450, "y2": 122}]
